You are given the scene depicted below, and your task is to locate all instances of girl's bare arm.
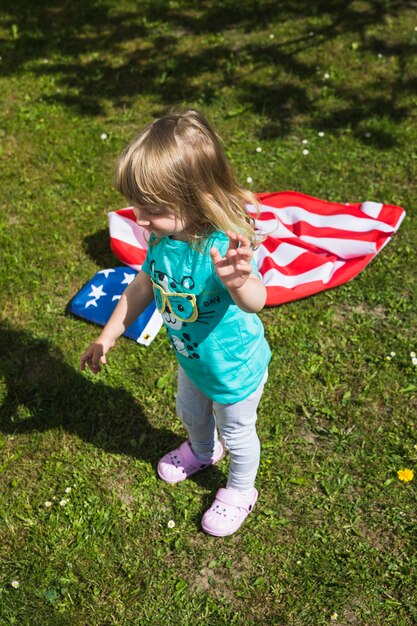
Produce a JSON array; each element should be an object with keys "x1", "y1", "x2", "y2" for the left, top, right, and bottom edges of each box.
[{"x1": 80, "y1": 270, "x2": 154, "y2": 373}]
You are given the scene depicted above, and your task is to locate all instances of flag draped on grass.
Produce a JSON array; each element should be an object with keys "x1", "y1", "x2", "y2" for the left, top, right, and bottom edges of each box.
[
  {"x1": 251, "y1": 191, "x2": 405, "y2": 305},
  {"x1": 109, "y1": 191, "x2": 406, "y2": 306},
  {"x1": 70, "y1": 191, "x2": 405, "y2": 343}
]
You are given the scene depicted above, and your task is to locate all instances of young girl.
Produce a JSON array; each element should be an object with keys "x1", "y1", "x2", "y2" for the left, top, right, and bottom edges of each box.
[{"x1": 80, "y1": 110, "x2": 271, "y2": 537}]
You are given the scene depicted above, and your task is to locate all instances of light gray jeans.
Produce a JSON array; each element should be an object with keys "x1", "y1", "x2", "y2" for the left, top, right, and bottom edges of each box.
[{"x1": 176, "y1": 365, "x2": 268, "y2": 492}]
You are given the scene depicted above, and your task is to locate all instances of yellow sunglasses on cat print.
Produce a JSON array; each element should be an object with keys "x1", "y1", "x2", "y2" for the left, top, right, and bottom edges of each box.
[{"x1": 151, "y1": 279, "x2": 198, "y2": 323}]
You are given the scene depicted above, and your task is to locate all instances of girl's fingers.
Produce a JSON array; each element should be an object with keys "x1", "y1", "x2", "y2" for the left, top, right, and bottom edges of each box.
[
  {"x1": 80, "y1": 344, "x2": 107, "y2": 373},
  {"x1": 225, "y1": 230, "x2": 237, "y2": 240},
  {"x1": 80, "y1": 350, "x2": 92, "y2": 371},
  {"x1": 210, "y1": 247, "x2": 222, "y2": 265},
  {"x1": 212, "y1": 234, "x2": 252, "y2": 268},
  {"x1": 226, "y1": 231, "x2": 252, "y2": 258},
  {"x1": 236, "y1": 261, "x2": 252, "y2": 272},
  {"x1": 236, "y1": 247, "x2": 252, "y2": 261},
  {"x1": 237, "y1": 234, "x2": 251, "y2": 249},
  {"x1": 226, "y1": 230, "x2": 250, "y2": 248}
]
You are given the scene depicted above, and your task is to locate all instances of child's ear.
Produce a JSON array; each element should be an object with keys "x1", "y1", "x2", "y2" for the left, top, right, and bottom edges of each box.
[{"x1": 181, "y1": 276, "x2": 195, "y2": 290}]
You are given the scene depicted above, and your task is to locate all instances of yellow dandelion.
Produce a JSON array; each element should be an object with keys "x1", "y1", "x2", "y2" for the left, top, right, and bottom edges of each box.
[{"x1": 397, "y1": 468, "x2": 414, "y2": 482}]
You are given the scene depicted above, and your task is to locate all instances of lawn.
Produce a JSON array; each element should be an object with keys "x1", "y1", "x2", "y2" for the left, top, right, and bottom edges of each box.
[{"x1": 0, "y1": 1, "x2": 416, "y2": 624}]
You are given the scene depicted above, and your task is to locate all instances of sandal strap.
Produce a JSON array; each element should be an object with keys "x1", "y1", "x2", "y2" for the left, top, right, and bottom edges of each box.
[
  {"x1": 214, "y1": 487, "x2": 256, "y2": 513},
  {"x1": 177, "y1": 441, "x2": 204, "y2": 468}
]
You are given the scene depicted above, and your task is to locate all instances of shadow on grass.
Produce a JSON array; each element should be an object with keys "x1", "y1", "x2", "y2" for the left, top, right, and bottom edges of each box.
[
  {"x1": 0, "y1": 323, "x2": 159, "y2": 457},
  {"x1": 83, "y1": 228, "x2": 118, "y2": 268},
  {"x1": 0, "y1": 0, "x2": 415, "y2": 142},
  {"x1": 0, "y1": 322, "x2": 225, "y2": 490}
]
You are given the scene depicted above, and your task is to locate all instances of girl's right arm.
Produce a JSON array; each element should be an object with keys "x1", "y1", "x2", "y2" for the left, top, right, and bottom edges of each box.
[{"x1": 79, "y1": 270, "x2": 154, "y2": 374}]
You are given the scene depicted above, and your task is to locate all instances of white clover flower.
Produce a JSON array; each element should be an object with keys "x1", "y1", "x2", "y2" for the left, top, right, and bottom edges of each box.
[
  {"x1": 167, "y1": 520, "x2": 176, "y2": 528},
  {"x1": 323, "y1": 73, "x2": 330, "y2": 79},
  {"x1": 269, "y1": 34, "x2": 275, "y2": 39},
  {"x1": 65, "y1": 487, "x2": 72, "y2": 493},
  {"x1": 59, "y1": 499, "x2": 69, "y2": 506},
  {"x1": 412, "y1": 357, "x2": 417, "y2": 366},
  {"x1": 386, "y1": 356, "x2": 391, "y2": 360},
  {"x1": 318, "y1": 131, "x2": 325, "y2": 137},
  {"x1": 309, "y1": 31, "x2": 314, "y2": 36},
  {"x1": 410, "y1": 351, "x2": 416, "y2": 358},
  {"x1": 378, "y1": 53, "x2": 384, "y2": 58},
  {"x1": 390, "y1": 351, "x2": 396, "y2": 357},
  {"x1": 100, "y1": 133, "x2": 108, "y2": 140},
  {"x1": 11, "y1": 580, "x2": 20, "y2": 589},
  {"x1": 364, "y1": 132, "x2": 371, "y2": 138},
  {"x1": 256, "y1": 146, "x2": 262, "y2": 153},
  {"x1": 246, "y1": 176, "x2": 253, "y2": 184},
  {"x1": 302, "y1": 139, "x2": 308, "y2": 144},
  {"x1": 302, "y1": 149, "x2": 309, "y2": 155},
  {"x1": 44, "y1": 501, "x2": 52, "y2": 508}
]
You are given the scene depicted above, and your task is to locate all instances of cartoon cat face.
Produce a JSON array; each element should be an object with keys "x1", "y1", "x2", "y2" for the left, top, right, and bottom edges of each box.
[{"x1": 150, "y1": 261, "x2": 197, "y2": 330}]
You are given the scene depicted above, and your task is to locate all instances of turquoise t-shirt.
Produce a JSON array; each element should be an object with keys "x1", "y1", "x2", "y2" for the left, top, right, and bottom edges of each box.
[{"x1": 142, "y1": 231, "x2": 271, "y2": 403}]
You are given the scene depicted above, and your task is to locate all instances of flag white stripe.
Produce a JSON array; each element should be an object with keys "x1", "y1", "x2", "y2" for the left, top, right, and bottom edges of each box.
[
  {"x1": 255, "y1": 236, "x2": 376, "y2": 267},
  {"x1": 359, "y1": 201, "x2": 383, "y2": 218},
  {"x1": 253, "y1": 217, "x2": 296, "y2": 238},
  {"x1": 136, "y1": 311, "x2": 163, "y2": 346},
  {"x1": 260, "y1": 204, "x2": 395, "y2": 234},
  {"x1": 108, "y1": 212, "x2": 147, "y2": 251},
  {"x1": 262, "y1": 259, "x2": 346, "y2": 288},
  {"x1": 254, "y1": 242, "x2": 306, "y2": 267},
  {"x1": 300, "y1": 236, "x2": 376, "y2": 259}
]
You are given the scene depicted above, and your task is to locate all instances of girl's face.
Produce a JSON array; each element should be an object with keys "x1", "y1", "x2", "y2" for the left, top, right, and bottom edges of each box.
[{"x1": 133, "y1": 205, "x2": 189, "y2": 240}]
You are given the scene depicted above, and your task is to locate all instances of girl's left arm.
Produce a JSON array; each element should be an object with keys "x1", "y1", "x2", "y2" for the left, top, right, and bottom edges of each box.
[{"x1": 210, "y1": 231, "x2": 267, "y2": 313}]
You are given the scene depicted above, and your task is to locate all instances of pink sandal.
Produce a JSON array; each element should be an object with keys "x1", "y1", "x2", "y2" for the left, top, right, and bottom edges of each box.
[
  {"x1": 157, "y1": 440, "x2": 224, "y2": 484},
  {"x1": 201, "y1": 487, "x2": 258, "y2": 537}
]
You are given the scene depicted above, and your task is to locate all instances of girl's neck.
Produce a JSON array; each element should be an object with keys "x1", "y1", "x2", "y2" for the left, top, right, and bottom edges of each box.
[{"x1": 168, "y1": 231, "x2": 191, "y2": 242}]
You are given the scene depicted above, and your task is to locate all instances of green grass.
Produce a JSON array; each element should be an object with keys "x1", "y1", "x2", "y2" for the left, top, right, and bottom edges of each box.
[{"x1": 1, "y1": 1, "x2": 417, "y2": 624}]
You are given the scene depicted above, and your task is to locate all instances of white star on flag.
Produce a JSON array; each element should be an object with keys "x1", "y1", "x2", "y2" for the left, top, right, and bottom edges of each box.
[
  {"x1": 121, "y1": 273, "x2": 135, "y2": 285},
  {"x1": 88, "y1": 284, "x2": 107, "y2": 299},
  {"x1": 85, "y1": 299, "x2": 98, "y2": 308},
  {"x1": 112, "y1": 295, "x2": 121, "y2": 301},
  {"x1": 98, "y1": 269, "x2": 116, "y2": 278}
]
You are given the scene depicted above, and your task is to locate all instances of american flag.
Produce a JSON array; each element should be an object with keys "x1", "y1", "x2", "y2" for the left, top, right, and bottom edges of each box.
[
  {"x1": 69, "y1": 267, "x2": 162, "y2": 345},
  {"x1": 108, "y1": 191, "x2": 405, "y2": 306}
]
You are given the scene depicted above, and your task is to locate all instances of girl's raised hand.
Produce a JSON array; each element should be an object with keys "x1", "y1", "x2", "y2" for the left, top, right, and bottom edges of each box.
[{"x1": 210, "y1": 231, "x2": 254, "y2": 291}]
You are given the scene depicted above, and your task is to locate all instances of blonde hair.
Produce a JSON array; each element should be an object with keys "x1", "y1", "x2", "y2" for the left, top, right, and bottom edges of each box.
[{"x1": 115, "y1": 109, "x2": 260, "y2": 247}]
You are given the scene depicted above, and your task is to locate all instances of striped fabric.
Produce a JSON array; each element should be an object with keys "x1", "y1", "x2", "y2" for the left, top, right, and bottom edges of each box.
[{"x1": 108, "y1": 191, "x2": 405, "y2": 306}]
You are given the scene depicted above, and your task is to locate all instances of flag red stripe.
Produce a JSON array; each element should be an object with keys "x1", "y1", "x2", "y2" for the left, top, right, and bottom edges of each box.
[{"x1": 110, "y1": 238, "x2": 146, "y2": 269}]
